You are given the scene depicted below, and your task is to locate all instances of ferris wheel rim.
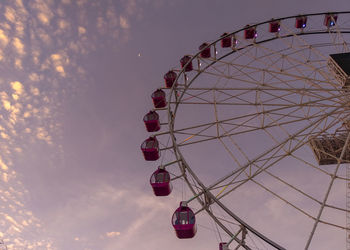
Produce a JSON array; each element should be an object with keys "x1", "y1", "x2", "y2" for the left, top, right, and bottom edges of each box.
[{"x1": 156, "y1": 11, "x2": 350, "y2": 249}]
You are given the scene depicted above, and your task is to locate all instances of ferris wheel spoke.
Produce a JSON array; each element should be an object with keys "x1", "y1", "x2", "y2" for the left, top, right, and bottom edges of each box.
[
  {"x1": 329, "y1": 20, "x2": 350, "y2": 52},
  {"x1": 214, "y1": 114, "x2": 348, "y2": 235},
  {"x1": 213, "y1": 91, "x2": 248, "y2": 171},
  {"x1": 180, "y1": 88, "x2": 214, "y2": 103},
  {"x1": 201, "y1": 58, "x2": 336, "y2": 90},
  {"x1": 251, "y1": 178, "x2": 316, "y2": 218},
  {"x1": 181, "y1": 66, "x2": 338, "y2": 102},
  {"x1": 173, "y1": 89, "x2": 345, "y2": 106},
  {"x1": 327, "y1": 31, "x2": 346, "y2": 53},
  {"x1": 250, "y1": 117, "x2": 343, "y2": 204},
  {"x1": 204, "y1": 59, "x2": 265, "y2": 88},
  {"x1": 305, "y1": 132, "x2": 350, "y2": 249},
  {"x1": 243, "y1": 40, "x2": 325, "y2": 79},
  {"x1": 204, "y1": 207, "x2": 253, "y2": 250},
  {"x1": 203, "y1": 105, "x2": 342, "y2": 198},
  {"x1": 174, "y1": 129, "x2": 216, "y2": 140},
  {"x1": 213, "y1": 86, "x2": 305, "y2": 106},
  {"x1": 249, "y1": 178, "x2": 350, "y2": 232},
  {"x1": 278, "y1": 30, "x2": 338, "y2": 86},
  {"x1": 281, "y1": 27, "x2": 347, "y2": 88},
  {"x1": 169, "y1": 104, "x2": 344, "y2": 150},
  {"x1": 173, "y1": 86, "x2": 344, "y2": 106},
  {"x1": 280, "y1": 23, "x2": 328, "y2": 61},
  {"x1": 250, "y1": 39, "x2": 333, "y2": 84},
  {"x1": 173, "y1": 101, "x2": 343, "y2": 107},
  {"x1": 179, "y1": 90, "x2": 344, "y2": 136},
  {"x1": 264, "y1": 103, "x2": 343, "y2": 142},
  {"x1": 257, "y1": 89, "x2": 301, "y2": 106},
  {"x1": 215, "y1": 143, "x2": 295, "y2": 200},
  {"x1": 215, "y1": 101, "x2": 311, "y2": 177}
]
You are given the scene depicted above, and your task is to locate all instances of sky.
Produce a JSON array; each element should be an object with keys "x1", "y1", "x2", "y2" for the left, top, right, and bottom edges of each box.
[{"x1": 0, "y1": 0, "x2": 350, "y2": 250}]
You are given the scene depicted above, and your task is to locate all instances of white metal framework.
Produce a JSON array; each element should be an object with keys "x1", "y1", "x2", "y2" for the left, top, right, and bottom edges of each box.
[{"x1": 150, "y1": 12, "x2": 350, "y2": 249}]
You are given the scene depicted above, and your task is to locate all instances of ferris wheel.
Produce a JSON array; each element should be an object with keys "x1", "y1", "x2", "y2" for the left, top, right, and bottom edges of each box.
[{"x1": 141, "y1": 12, "x2": 350, "y2": 250}]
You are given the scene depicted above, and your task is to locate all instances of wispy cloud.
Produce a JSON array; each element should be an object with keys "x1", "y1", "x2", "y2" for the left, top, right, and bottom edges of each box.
[
  {"x1": 0, "y1": 0, "x2": 162, "y2": 248},
  {"x1": 0, "y1": 29, "x2": 9, "y2": 47},
  {"x1": 42, "y1": 183, "x2": 177, "y2": 249},
  {"x1": 105, "y1": 231, "x2": 121, "y2": 238},
  {"x1": 12, "y1": 38, "x2": 25, "y2": 55}
]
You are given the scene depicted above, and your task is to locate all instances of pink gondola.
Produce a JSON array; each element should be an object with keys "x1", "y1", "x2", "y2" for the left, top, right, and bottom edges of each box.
[
  {"x1": 324, "y1": 13, "x2": 338, "y2": 27},
  {"x1": 150, "y1": 168, "x2": 172, "y2": 196},
  {"x1": 141, "y1": 137, "x2": 160, "y2": 161},
  {"x1": 244, "y1": 25, "x2": 257, "y2": 39},
  {"x1": 221, "y1": 33, "x2": 232, "y2": 48},
  {"x1": 143, "y1": 111, "x2": 160, "y2": 132},
  {"x1": 219, "y1": 242, "x2": 229, "y2": 250},
  {"x1": 164, "y1": 70, "x2": 177, "y2": 88},
  {"x1": 269, "y1": 20, "x2": 280, "y2": 33},
  {"x1": 295, "y1": 16, "x2": 307, "y2": 29},
  {"x1": 151, "y1": 89, "x2": 167, "y2": 108},
  {"x1": 180, "y1": 55, "x2": 193, "y2": 72},
  {"x1": 172, "y1": 202, "x2": 197, "y2": 239},
  {"x1": 199, "y1": 43, "x2": 211, "y2": 58}
]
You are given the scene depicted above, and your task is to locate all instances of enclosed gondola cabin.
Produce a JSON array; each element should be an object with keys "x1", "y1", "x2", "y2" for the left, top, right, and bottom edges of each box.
[
  {"x1": 324, "y1": 14, "x2": 338, "y2": 28},
  {"x1": 219, "y1": 242, "x2": 229, "y2": 250},
  {"x1": 244, "y1": 25, "x2": 257, "y2": 39},
  {"x1": 199, "y1": 43, "x2": 211, "y2": 58},
  {"x1": 180, "y1": 55, "x2": 193, "y2": 72},
  {"x1": 295, "y1": 16, "x2": 307, "y2": 29},
  {"x1": 164, "y1": 70, "x2": 177, "y2": 88},
  {"x1": 172, "y1": 202, "x2": 197, "y2": 239},
  {"x1": 141, "y1": 137, "x2": 160, "y2": 161},
  {"x1": 151, "y1": 89, "x2": 167, "y2": 108},
  {"x1": 143, "y1": 111, "x2": 160, "y2": 132},
  {"x1": 150, "y1": 168, "x2": 172, "y2": 196},
  {"x1": 220, "y1": 33, "x2": 232, "y2": 48},
  {"x1": 269, "y1": 20, "x2": 280, "y2": 33}
]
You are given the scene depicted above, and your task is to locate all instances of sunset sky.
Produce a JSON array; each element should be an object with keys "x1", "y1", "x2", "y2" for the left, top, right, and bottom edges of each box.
[{"x1": 0, "y1": 0, "x2": 350, "y2": 250}]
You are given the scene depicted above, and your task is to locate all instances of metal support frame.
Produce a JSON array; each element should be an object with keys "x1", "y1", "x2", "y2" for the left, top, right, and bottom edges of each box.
[{"x1": 155, "y1": 11, "x2": 350, "y2": 250}]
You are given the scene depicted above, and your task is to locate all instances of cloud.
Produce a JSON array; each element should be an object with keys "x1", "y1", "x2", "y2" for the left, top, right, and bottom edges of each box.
[
  {"x1": 119, "y1": 16, "x2": 129, "y2": 29},
  {"x1": 29, "y1": 73, "x2": 40, "y2": 82},
  {"x1": 14, "y1": 59, "x2": 22, "y2": 70},
  {"x1": 0, "y1": 30, "x2": 9, "y2": 47},
  {"x1": 78, "y1": 26, "x2": 86, "y2": 35},
  {"x1": 105, "y1": 231, "x2": 121, "y2": 238},
  {"x1": 41, "y1": 183, "x2": 178, "y2": 249},
  {"x1": 36, "y1": 127, "x2": 52, "y2": 144},
  {"x1": 10, "y1": 81, "x2": 24, "y2": 96},
  {"x1": 37, "y1": 13, "x2": 50, "y2": 25},
  {"x1": 33, "y1": 0, "x2": 54, "y2": 26},
  {"x1": 30, "y1": 86, "x2": 40, "y2": 96},
  {"x1": 12, "y1": 37, "x2": 25, "y2": 55},
  {"x1": 58, "y1": 20, "x2": 70, "y2": 30},
  {"x1": 4, "y1": 7, "x2": 16, "y2": 23},
  {"x1": 0, "y1": 1, "x2": 167, "y2": 249},
  {"x1": 50, "y1": 53, "x2": 68, "y2": 76}
]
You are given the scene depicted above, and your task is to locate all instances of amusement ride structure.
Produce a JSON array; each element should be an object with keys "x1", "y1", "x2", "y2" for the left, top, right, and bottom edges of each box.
[{"x1": 141, "y1": 12, "x2": 350, "y2": 249}]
